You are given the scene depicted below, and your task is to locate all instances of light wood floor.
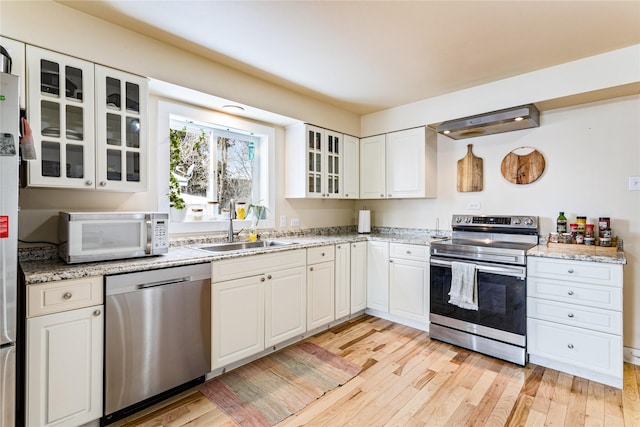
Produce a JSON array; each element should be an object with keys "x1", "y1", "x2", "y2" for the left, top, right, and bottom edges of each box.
[{"x1": 112, "y1": 315, "x2": 640, "y2": 427}]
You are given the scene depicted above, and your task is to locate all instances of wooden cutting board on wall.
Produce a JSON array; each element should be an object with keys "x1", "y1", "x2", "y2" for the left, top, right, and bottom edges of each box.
[
  {"x1": 457, "y1": 144, "x2": 483, "y2": 192},
  {"x1": 500, "y1": 148, "x2": 546, "y2": 184}
]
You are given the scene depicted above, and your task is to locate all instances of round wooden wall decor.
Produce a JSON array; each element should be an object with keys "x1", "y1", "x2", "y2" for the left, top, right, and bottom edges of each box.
[{"x1": 500, "y1": 146, "x2": 545, "y2": 185}]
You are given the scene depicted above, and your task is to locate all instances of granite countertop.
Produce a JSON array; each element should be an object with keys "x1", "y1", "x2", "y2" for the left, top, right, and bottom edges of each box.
[
  {"x1": 20, "y1": 230, "x2": 448, "y2": 285},
  {"x1": 527, "y1": 244, "x2": 627, "y2": 265}
]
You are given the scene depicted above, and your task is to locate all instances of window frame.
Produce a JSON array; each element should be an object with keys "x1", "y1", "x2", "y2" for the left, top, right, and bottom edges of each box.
[{"x1": 157, "y1": 100, "x2": 275, "y2": 234}]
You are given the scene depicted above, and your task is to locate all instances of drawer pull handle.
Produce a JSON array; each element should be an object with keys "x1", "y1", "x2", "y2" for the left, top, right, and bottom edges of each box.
[
  {"x1": 406, "y1": 250, "x2": 412, "y2": 254},
  {"x1": 310, "y1": 267, "x2": 314, "y2": 271},
  {"x1": 93, "y1": 310, "x2": 101, "y2": 317},
  {"x1": 568, "y1": 290, "x2": 574, "y2": 296},
  {"x1": 567, "y1": 313, "x2": 574, "y2": 318},
  {"x1": 321, "y1": 253, "x2": 325, "y2": 256},
  {"x1": 568, "y1": 344, "x2": 574, "y2": 349},
  {"x1": 568, "y1": 268, "x2": 574, "y2": 273},
  {"x1": 63, "y1": 292, "x2": 73, "y2": 300}
]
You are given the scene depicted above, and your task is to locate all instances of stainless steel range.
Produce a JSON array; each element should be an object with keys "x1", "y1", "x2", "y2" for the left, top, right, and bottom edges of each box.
[{"x1": 429, "y1": 214, "x2": 539, "y2": 365}]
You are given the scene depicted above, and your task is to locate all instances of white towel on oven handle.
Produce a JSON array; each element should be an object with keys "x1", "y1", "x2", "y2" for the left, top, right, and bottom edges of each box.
[{"x1": 448, "y1": 261, "x2": 478, "y2": 311}]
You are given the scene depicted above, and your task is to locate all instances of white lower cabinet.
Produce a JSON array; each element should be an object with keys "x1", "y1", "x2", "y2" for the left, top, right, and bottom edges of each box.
[
  {"x1": 211, "y1": 249, "x2": 307, "y2": 370},
  {"x1": 527, "y1": 256, "x2": 624, "y2": 388},
  {"x1": 366, "y1": 241, "x2": 390, "y2": 312},
  {"x1": 389, "y1": 243, "x2": 429, "y2": 323},
  {"x1": 26, "y1": 277, "x2": 103, "y2": 427},
  {"x1": 335, "y1": 243, "x2": 351, "y2": 319},
  {"x1": 307, "y1": 246, "x2": 335, "y2": 330},
  {"x1": 350, "y1": 241, "x2": 367, "y2": 313}
]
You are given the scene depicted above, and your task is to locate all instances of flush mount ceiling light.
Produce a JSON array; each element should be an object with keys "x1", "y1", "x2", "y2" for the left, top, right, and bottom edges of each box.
[{"x1": 222, "y1": 104, "x2": 245, "y2": 112}]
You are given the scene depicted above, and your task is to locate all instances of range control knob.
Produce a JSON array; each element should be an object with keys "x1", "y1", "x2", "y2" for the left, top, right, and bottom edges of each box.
[
  {"x1": 455, "y1": 217, "x2": 463, "y2": 223},
  {"x1": 512, "y1": 218, "x2": 521, "y2": 225},
  {"x1": 524, "y1": 217, "x2": 534, "y2": 226},
  {"x1": 464, "y1": 217, "x2": 472, "y2": 224}
]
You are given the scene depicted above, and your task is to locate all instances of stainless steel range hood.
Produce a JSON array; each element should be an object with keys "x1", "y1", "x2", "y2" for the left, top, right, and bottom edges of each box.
[{"x1": 436, "y1": 104, "x2": 539, "y2": 140}]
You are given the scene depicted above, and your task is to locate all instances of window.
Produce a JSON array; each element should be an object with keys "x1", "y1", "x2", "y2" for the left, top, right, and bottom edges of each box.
[{"x1": 157, "y1": 100, "x2": 275, "y2": 233}]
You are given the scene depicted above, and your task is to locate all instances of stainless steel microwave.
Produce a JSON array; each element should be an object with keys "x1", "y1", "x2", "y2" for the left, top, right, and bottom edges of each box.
[{"x1": 58, "y1": 211, "x2": 169, "y2": 264}]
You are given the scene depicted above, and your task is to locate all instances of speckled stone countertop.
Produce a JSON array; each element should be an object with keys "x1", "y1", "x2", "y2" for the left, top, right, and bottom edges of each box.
[
  {"x1": 527, "y1": 245, "x2": 627, "y2": 265},
  {"x1": 20, "y1": 227, "x2": 449, "y2": 285}
]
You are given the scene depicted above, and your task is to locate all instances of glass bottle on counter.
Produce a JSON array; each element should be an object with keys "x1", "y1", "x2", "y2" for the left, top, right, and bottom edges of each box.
[{"x1": 557, "y1": 211, "x2": 567, "y2": 234}]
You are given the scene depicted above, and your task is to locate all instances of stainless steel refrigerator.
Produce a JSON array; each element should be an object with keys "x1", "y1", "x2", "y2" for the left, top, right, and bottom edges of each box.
[{"x1": 0, "y1": 71, "x2": 20, "y2": 427}]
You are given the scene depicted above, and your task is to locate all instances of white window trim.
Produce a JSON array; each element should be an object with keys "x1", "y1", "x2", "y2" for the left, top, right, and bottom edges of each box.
[{"x1": 157, "y1": 100, "x2": 276, "y2": 234}]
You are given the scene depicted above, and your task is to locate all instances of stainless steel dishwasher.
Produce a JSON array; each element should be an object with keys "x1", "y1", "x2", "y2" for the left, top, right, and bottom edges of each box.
[{"x1": 103, "y1": 263, "x2": 211, "y2": 425}]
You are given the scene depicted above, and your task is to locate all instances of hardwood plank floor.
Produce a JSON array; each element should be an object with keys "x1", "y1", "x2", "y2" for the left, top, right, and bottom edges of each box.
[{"x1": 112, "y1": 315, "x2": 640, "y2": 427}]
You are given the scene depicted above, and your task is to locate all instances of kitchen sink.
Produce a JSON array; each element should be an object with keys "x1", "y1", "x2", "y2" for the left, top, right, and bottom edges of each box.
[{"x1": 193, "y1": 240, "x2": 297, "y2": 253}]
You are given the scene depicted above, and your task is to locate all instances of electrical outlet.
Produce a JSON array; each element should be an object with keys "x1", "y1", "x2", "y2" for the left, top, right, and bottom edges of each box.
[
  {"x1": 290, "y1": 218, "x2": 300, "y2": 227},
  {"x1": 279, "y1": 215, "x2": 287, "y2": 227},
  {"x1": 467, "y1": 202, "x2": 481, "y2": 210},
  {"x1": 629, "y1": 176, "x2": 640, "y2": 191}
]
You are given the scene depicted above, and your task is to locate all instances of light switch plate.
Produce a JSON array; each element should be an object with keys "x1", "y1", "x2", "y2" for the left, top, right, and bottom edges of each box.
[
  {"x1": 290, "y1": 218, "x2": 300, "y2": 227},
  {"x1": 629, "y1": 176, "x2": 640, "y2": 191},
  {"x1": 280, "y1": 215, "x2": 287, "y2": 227}
]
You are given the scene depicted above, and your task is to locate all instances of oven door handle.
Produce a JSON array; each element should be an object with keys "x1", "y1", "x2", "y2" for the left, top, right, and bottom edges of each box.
[{"x1": 430, "y1": 258, "x2": 526, "y2": 278}]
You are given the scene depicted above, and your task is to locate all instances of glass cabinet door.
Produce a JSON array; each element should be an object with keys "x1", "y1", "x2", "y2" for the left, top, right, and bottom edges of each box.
[
  {"x1": 95, "y1": 65, "x2": 147, "y2": 191},
  {"x1": 325, "y1": 130, "x2": 341, "y2": 197},
  {"x1": 306, "y1": 126, "x2": 323, "y2": 197},
  {"x1": 26, "y1": 46, "x2": 95, "y2": 188}
]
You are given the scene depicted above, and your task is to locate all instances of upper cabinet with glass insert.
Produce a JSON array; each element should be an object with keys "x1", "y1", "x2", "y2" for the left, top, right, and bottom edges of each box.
[
  {"x1": 26, "y1": 46, "x2": 95, "y2": 188},
  {"x1": 95, "y1": 65, "x2": 147, "y2": 191},
  {"x1": 25, "y1": 47, "x2": 147, "y2": 191},
  {"x1": 285, "y1": 123, "x2": 344, "y2": 199}
]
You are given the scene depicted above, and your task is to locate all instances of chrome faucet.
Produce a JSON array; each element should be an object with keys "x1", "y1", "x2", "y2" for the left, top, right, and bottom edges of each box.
[{"x1": 228, "y1": 198, "x2": 237, "y2": 242}]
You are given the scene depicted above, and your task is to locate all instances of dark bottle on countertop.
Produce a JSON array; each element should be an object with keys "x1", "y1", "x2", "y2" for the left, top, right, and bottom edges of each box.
[{"x1": 557, "y1": 211, "x2": 567, "y2": 234}]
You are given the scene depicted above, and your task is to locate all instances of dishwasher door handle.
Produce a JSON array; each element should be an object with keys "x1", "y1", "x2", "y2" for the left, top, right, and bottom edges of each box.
[{"x1": 137, "y1": 277, "x2": 191, "y2": 290}]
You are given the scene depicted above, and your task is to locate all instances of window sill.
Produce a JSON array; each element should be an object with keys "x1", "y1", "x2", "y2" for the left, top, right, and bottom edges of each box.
[{"x1": 169, "y1": 218, "x2": 275, "y2": 235}]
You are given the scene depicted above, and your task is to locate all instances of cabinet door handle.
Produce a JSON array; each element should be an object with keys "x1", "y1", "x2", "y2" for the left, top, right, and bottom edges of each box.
[
  {"x1": 345, "y1": 194, "x2": 349, "y2": 197},
  {"x1": 568, "y1": 268, "x2": 574, "y2": 273},
  {"x1": 567, "y1": 344, "x2": 574, "y2": 349},
  {"x1": 567, "y1": 313, "x2": 574, "y2": 318},
  {"x1": 321, "y1": 253, "x2": 325, "y2": 256},
  {"x1": 99, "y1": 181, "x2": 107, "y2": 187},
  {"x1": 568, "y1": 290, "x2": 574, "y2": 296},
  {"x1": 93, "y1": 310, "x2": 101, "y2": 317},
  {"x1": 406, "y1": 250, "x2": 412, "y2": 254},
  {"x1": 63, "y1": 292, "x2": 73, "y2": 300},
  {"x1": 260, "y1": 277, "x2": 266, "y2": 282},
  {"x1": 380, "y1": 194, "x2": 384, "y2": 197},
  {"x1": 389, "y1": 259, "x2": 394, "y2": 263},
  {"x1": 309, "y1": 267, "x2": 314, "y2": 271},
  {"x1": 267, "y1": 275, "x2": 272, "y2": 280},
  {"x1": 85, "y1": 180, "x2": 93, "y2": 186}
]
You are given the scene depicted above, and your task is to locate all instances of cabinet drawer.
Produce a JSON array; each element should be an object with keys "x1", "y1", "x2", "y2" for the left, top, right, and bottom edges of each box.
[
  {"x1": 389, "y1": 243, "x2": 429, "y2": 262},
  {"x1": 212, "y1": 249, "x2": 306, "y2": 283},
  {"x1": 307, "y1": 245, "x2": 335, "y2": 264},
  {"x1": 527, "y1": 298, "x2": 622, "y2": 335},
  {"x1": 27, "y1": 276, "x2": 103, "y2": 318},
  {"x1": 528, "y1": 318, "x2": 622, "y2": 376},
  {"x1": 527, "y1": 257, "x2": 622, "y2": 286},
  {"x1": 527, "y1": 277, "x2": 622, "y2": 311}
]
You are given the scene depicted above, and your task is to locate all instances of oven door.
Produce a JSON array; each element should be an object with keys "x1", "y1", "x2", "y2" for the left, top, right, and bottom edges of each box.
[{"x1": 429, "y1": 257, "x2": 526, "y2": 340}]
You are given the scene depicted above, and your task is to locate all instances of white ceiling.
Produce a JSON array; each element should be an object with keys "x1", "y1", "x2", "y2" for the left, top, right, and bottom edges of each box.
[{"x1": 59, "y1": 1, "x2": 640, "y2": 116}]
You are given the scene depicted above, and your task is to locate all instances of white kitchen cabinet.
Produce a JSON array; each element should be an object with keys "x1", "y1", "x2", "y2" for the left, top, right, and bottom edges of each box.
[
  {"x1": 307, "y1": 246, "x2": 335, "y2": 330},
  {"x1": 527, "y1": 256, "x2": 624, "y2": 388},
  {"x1": 212, "y1": 275, "x2": 265, "y2": 369},
  {"x1": 359, "y1": 127, "x2": 437, "y2": 199},
  {"x1": 26, "y1": 278, "x2": 103, "y2": 427},
  {"x1": 359, "y1": 134, "x2": 386, "y2": 199},
  {"x1": 366, "y1": 241, "x2": 389, "y2": 311},
  {"x1": 350, "y1": 241, "x2": 367, "y2": 312},
  {"x1": 94, "y1": 65, "x2": 147, "y2": 191},
  {"x1": 26, "y1": 46, "x2": 95, "y2": 188},
  {"x1": 211, "y1": 249, "x2": 307, "y2": 369},
  {"x1": 285, "y1": 123, "x2": 343, "y2": 199},
  {"x1": 342, "y1": 135, "x2": 359, "y2": 199},
  {"x1": 25, "y1": 46, "x2": 147, "y2": 191},
  {"x1": 0, "y1": 37, "x2": 26, "y2": 109},
  {"x1": 389, "y1": 243, "x2": 429, "y2": 323},
  {"x1": 265, "y1": 266, "x2": 307, "y2": 347},
  {"x1": 335, "y1": 243, "x2": 351, "y2": 319}
]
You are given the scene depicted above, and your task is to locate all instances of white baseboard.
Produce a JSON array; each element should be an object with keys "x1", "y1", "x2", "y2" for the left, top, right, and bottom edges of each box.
[{"x1": 624, "y1": 346, "x2": 640, "y2": 365}]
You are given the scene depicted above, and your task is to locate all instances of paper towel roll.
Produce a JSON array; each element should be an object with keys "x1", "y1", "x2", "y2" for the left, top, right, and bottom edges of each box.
[{"x1": 358, "y1": 210, "x2": 371, "y2": 234}]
